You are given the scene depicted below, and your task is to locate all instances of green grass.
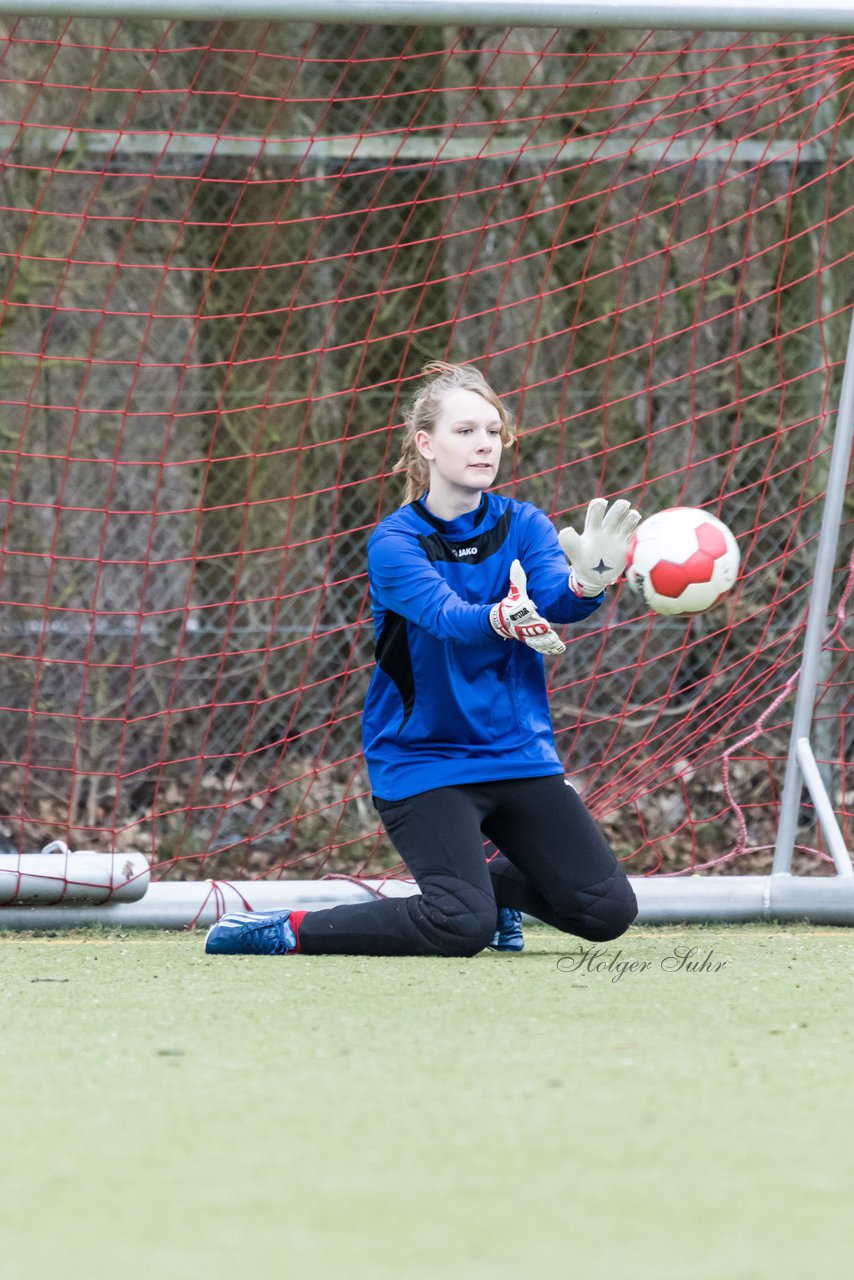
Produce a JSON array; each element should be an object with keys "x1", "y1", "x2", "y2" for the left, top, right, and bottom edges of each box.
[{"x1": 1, "y1": 924, "x2": 852, "y2": 1280}]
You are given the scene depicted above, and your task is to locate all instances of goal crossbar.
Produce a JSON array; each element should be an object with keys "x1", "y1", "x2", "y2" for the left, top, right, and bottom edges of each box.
[{"x1": 1, "y1": 1, "x2": 854, "y2": 35}]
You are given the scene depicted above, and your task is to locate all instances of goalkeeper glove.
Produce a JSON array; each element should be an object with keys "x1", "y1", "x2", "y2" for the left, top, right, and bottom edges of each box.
[
  {"x1": 558, "y1": 498, "x2": 642, "y2": 597},
  {"x1": 489, "y1": 559, "x2": 565, "y2": 656}
]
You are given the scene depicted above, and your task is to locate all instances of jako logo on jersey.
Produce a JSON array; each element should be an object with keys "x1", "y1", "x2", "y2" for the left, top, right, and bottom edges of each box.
[{"x1": 452, "y1": 546, "x2": 477, "y2": 557}]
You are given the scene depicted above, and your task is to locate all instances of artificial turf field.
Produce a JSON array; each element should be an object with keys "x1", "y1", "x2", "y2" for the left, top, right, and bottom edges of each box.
[{"x1": 1, "y1": 923, "x2": 851, "y2": 1280}]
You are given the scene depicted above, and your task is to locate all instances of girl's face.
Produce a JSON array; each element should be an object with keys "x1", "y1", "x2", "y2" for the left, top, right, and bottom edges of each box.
[{"x1": 415, "y1": 387, "x2": 503, "y2": 497}]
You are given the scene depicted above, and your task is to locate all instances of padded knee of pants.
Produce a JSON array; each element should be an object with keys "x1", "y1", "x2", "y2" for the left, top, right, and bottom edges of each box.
[
  {"x1": 410, "y1": 881, "x2": 498, "y2": 957},
  {"x1": 555, "y1": 868, "x2": 638, "y2": 943}
]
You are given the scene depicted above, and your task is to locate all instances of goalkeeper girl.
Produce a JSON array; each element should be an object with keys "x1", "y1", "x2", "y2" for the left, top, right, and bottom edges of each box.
[{"x1": 206, "y1": 362, "x2": 640, "y2": 958}]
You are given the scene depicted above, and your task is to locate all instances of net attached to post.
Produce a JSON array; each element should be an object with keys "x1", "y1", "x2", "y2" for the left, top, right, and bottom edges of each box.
[{"x1": 0, "y1": 19, "x2": 851, "y2": 892}]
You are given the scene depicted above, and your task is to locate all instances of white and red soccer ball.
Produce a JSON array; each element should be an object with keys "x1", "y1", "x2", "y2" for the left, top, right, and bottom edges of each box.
[{"x1": 625, "y1": 507, "x2": 740, "y2": 615}]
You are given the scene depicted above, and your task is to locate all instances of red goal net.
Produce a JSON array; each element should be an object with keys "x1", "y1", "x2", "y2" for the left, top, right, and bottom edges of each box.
[{"x1": 1, "y1": 18, "x2": 852, "y2": 882}]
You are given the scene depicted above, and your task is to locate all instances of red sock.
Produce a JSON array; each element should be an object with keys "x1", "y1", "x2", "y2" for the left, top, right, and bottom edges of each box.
[{"x1": 289, "y1": 909, "x2": 307, "y2": 952}]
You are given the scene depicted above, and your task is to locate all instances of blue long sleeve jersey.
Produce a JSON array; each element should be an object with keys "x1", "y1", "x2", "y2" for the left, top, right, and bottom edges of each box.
[{"x1": 362, "y1": 491, "x2": 603, "y2": 800}]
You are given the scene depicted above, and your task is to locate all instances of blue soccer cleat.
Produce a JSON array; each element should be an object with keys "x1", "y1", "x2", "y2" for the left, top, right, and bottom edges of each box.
[
  {"x1": 489, "y1": 907, "x2": 524, "y2": 952},
  {"x1": 205, "y1": 909, "x2": 297, "y2": 956}
]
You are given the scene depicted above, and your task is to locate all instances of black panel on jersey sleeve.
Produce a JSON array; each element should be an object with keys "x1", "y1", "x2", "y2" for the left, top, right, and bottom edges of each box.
[
  {"x1": 416, "y1": 508, "x2": 512, "y2": 565},
  {"x1": 375, "y1": 610, "x2": 415, "y2": 728}
]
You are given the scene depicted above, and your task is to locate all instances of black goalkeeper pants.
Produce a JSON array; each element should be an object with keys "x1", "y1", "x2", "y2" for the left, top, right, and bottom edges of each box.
[{"x1": 298, "y1": 775, "x2": 637, "y2": 957}]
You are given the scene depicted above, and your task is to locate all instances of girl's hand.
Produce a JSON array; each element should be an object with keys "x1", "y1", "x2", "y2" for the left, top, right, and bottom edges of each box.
[
  {"x1": 559, "y1": 498, "x2": 641, "y2": 596},
  {"x1": 489, "y1": 560, "x2": 565, "y2": 656}
]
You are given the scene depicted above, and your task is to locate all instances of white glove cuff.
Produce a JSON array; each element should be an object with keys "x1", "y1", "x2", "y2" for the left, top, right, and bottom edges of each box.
[
  {"x1": 489, "y1": 601, "x2": 511, "y2": 639},
  {"x1": 569, "y1": 570, "x2": 605, "y2": 598}
]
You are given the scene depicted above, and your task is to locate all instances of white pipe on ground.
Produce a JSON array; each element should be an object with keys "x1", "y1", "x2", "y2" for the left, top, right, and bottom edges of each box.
[
  {"x1": 0, "y1": 846, "x2": 150, "y2": 906},
  {"x1": 3, "y1": 873, "x2": 854, "y2": 930}
]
